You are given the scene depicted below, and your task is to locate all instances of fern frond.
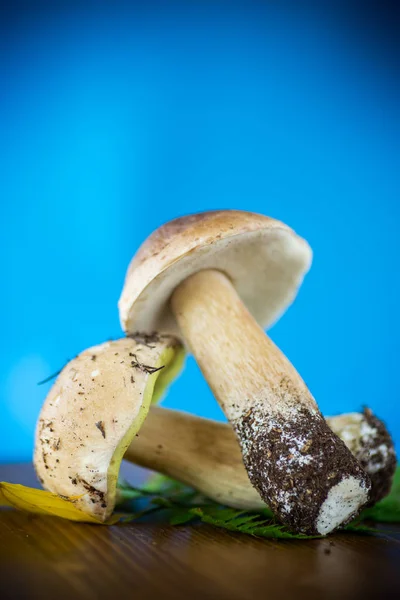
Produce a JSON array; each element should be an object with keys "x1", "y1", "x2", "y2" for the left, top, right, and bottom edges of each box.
[{"x1": 115, "y1": 466, "x2": 400, "y2": 538}]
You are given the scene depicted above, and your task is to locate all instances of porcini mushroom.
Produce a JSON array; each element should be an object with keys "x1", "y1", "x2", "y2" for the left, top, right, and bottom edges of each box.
[
  {"x1": 34, "y1": 335, "x2": 184, "y2": 521},
  {"x1": 126, "y1": 407, "x2": 396, "y2": 510},
  {"x1": 119, "y1": 210, "x2": 372, "y2": 534}
]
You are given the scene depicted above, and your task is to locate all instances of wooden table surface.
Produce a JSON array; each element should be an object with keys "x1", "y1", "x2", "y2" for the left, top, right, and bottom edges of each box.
[{"x1": 0, "y1": 463, "x2": 399, "y2": 600}]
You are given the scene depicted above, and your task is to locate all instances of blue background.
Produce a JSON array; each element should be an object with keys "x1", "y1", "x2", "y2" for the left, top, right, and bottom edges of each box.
[{"x1": 1, "y1": 2, "x2": 398, "y2": 461}]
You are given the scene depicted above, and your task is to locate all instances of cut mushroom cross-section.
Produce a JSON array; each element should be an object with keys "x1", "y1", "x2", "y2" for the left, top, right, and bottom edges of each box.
[{"x1": 34, "y1": 335, "x2": 184, "y2": 522}]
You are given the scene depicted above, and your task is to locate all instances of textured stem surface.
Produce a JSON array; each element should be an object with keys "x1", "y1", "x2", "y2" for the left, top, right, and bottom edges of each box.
[{"x1": 171, "y1": 270, "x2": 371, "y2": 534}]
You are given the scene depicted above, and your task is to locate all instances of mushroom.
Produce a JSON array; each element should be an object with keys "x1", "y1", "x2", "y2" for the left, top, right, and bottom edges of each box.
[
  {"x1": 126, "y1": 406, "x2": 396, "y2": 510},
  {"x1": 118, "y1": 210, "x2": 372, "y2": 534},
  {"x1": 34, "y1": 335, "x2": 184, "y2": 521}
]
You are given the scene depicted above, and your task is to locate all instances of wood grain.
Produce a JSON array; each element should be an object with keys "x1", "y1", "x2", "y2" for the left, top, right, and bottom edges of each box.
[{"x1": 1, "y1": 464, "x2": 399, "y2": 600}]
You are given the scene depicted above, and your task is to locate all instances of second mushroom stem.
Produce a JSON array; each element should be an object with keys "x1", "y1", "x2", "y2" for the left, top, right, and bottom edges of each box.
[
  {"x1": 170, "y1": 269, "x2": 370, "y2": 534},
  {"x1": 125, "y1": 406, "x2": 392, "y2": 511},
  {"x1": 125, "y1": 406, "x2": 267, "y2": 510}
]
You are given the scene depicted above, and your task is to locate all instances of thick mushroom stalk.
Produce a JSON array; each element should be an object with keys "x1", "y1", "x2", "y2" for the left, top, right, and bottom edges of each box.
[
  {"x1": 170, "y1": 270, "x2": 371, "y2": 534},
  {"x1": 34, "y1": 335, "x2": 184, "y2": 522},
  {"x1": 126, "y1": 407, "x2": 396, "y2": 511}
]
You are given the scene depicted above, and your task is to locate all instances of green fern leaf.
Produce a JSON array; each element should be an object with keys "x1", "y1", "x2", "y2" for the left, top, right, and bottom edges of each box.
[
  {"x1": 115, "y1": 466, "x2": 400, "y2": 537},
  {"x1": 189, "y1": 507, "x2": 318, "y2": 539}
]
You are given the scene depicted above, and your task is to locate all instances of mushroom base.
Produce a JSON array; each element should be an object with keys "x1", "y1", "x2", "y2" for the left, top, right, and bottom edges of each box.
[
  {"x1": 356, "y1": 409, "x2": 397, "y2": 506},
  {"x1": 234, "y1": 406, "x2": 371, "y2": 535}
]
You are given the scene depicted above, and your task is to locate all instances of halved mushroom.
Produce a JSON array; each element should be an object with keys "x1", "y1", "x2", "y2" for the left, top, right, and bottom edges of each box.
[
  {"x1": 118, "y1": 210, "x2": 372, "y2": 534},
  {"x1": 34, "y1": 335, "x2": 184, "y2": 521},
  {"x1": 126, "y1": 406, "x2": 396, "y2": 510}
]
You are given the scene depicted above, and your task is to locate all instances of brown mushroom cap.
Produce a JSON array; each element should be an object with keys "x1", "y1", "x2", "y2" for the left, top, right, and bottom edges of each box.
[
  {"x1": 118, "y1": 210, "x2": 312, "y2": 335},
  {"x1": 34, "y1": 335, "x2": 184, "y2": 522}
]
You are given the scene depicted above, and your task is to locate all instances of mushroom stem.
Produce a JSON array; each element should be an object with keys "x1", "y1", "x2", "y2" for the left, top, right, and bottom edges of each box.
[
  {"x1": 171, "y1": 269, "x2": 311, "y2": 417},
  {"x1": 125, "y1": 405, "x2": 264, "y2": 510},
  {"x1": 170, "y1": 269, "x2": 371, "y2": 534},
  {"x1": 125, "y1": 407, "x2": 396, "y2": 511}
]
